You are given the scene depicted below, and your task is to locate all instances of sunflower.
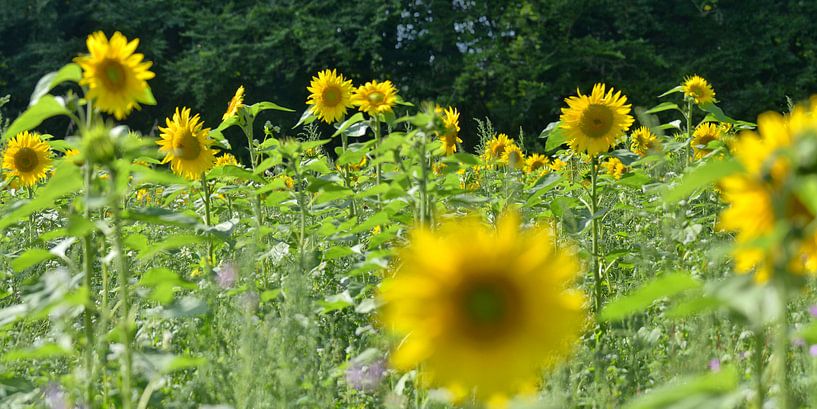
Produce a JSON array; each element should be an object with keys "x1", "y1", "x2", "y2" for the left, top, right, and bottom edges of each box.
[
  {"x1": 276, "y1": 174, "x2": 295, "y2": 190},
  {"x1": 214, "y1": 153, "x2": 239, "y2": 168},
  {"x1": 691, "y1": 122, "x2": 723, "y2": 159},
  {"x1": 223, "y1": 86, "x2": 245, "y2": 121},
  {"x1": 601, "y1": 157, "x2": 627, "y2": 180},
  {"x1": 74, "y1": 31, "x2": 155, "y2": 120},
  {"x1": 157, "y1": 107, "x2": 216, "y2": 180},
  {"x1": 559, "y1": 83, "x2": 634, "y2": 156},
  {"x1": 524, "y1": 154, "x2": 550, "y2": 174},
  {"x1": 549, "y1": 158, "x2": 568, "y2": 172},
  {"x1": 681, "y1": 75, "x2": 716, "y2": 105},
  {"x1": 718, "y1": 106, "x2": 817, "y2": 282},
  {"x1": 307, "y1": 69, "x2": 354, "y2": 124},
  {"x1": 630, "y1": 126, "x2": 661, "y2": 156},
  {"x1": 379, "y1": 212, "x2": 586, "y2": 405},
  {"x1": 482, "y1": 133, "x2": 515, "y2": 162},
  {"x1": 351, "y1": 80, "x2": 398, "y2": 116},
  {"x1": 501, "y1": 144, "x2": 525, "y2": 169},
  {"x1": 439, "y1": 107, "x2": 462, "y2": 155},
  {"x1": 2, "y1": 131, "x2": 53, "y2": 187}
]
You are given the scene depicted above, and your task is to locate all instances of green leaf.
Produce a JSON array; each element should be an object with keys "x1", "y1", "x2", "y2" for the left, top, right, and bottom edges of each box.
[
  {"x1": 658, "y1": 85, "x2": 684, "y2": 98},
  {"x1": 138, "y1": 234, "x2": 208, "y2": 260},
  {"x1": 2, "y1": 95, "x2": 71, "y2": 142},
  {"x1": 207, "y1": 165, "x2": 264, "y2": 183},
  {"x1": 11, "y1": 248, "x2": 54, "y2": 272},
  {"x1": 332, "y1": 113, "x2": 365, "y2": 137},
  {"x1": 318, "y1": 291, "x2": 354, "y2": 314},
  {"x1": 543, "y1": 123, "x2": 568, "y2": 152},
  {"x1": 662, "y1": 159, "x2": 742, "y2": 203},
  {"x1": 623, "y1": 365, "x2": 739, "y2": 409},
  {"x1": 618, "y1": 172, "x2": 652, "y2": 188},
  {"x1": 699, "y1": 102, "x2": 737, "y2": 124},
  {"x1": 0, "y1": 162, "x2": 81, "y2": 231},
  {"x1": 600, "y1": 273, "x2": 701, "y2": 322},
  {"x1": 293, "y1": 107, "x2": 316, "y2": 128},
  {"x1": 3, "y1": 343, "x2": 70, "y2": 361},
  {"x1": 131, "y1": 165, "x2": 189, "y2": 186},
  {"x1": 645, "y1": 102, "x2": 681, "y2": 115},
  {"x1": 29, "y1": 63, "x2": 81, "y2": 105},
  {"x1": 248, "y1": 101, "x2": 294, "y2": 117}
]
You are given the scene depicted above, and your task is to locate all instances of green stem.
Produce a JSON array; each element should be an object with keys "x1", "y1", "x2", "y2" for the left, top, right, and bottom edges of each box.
[
  {"x1": 754, "y1": 329, "x2": 766, "y2": 409},
  {"x1": 340, "y1": 132, "x2": 357, "y2": 218},
  {"x1": 200, "y1": 175, "x2": 214, "y2": 269},
  {"x1": 590, "y1": 156, "x2": 602, "y2": 314},
  {"x1": 291, "y1": 161, "x2": 308, "y2": 273},
  {"x1": 109, "y1": 170, "x2": 132, "y2": 409},
  {"x1": 686, "y1": 99, "x2": 693, "y2": 167},
  {"x1": 27, "y1": 187, "x2": 35, "y2": 245},
  {"x1": 774, "y1": 280, "x2": 790, "y2": 409},
  {"x1": 418, "y1": 131, "x2": 429, "y2": 227},
  {"x1": 82, "y1": 161, "x2": 96, "y2": 408}
]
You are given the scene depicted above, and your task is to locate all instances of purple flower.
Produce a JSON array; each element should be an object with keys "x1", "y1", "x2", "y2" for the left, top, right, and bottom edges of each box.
[
  {"x1": 216, "y1": 262, "x2": 238, "y2": 289},
  {"x1": 708, "y1": 358, "x2": 720, "y2": 372},
  {"x1": 793, "y1": 337, "x2": 806, "y2": 347},
  {"x1": 345, "y1": 359, "x2": 386, "y2": 392},
  {"x1": 810, "y1": 345, "x2": 817, "y2": 358},
  {"x1": 44, "y1": 383, "x2": 69, "y2": 409},
  {"x1": 810, "y1": 305, "x2": 817, "y2": 318}
]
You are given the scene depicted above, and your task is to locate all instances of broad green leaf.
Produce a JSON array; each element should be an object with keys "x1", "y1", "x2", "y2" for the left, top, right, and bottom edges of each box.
[
  {"x1": 138, "y1": 234, "x2": 208, "y2": 260},
  {"x1": 207, "y1": 165, "x2": 264, "y2": 183},
  {"x1": 544, "y1": 125, "x2": 568, "y2": 152},
  {"x1": 249, "y1": 101, "x2": 294, "y2": 116},
  {"x1": 645, "y1": 101, "x2": 681, "y2": 115},
  {"x1": 623, "y1": 365, "x2": 739, "y2": 409},
  {"x1": 132, "y1": 166, "x2": 189, "y2": 186},
  {"x1": 2, "y1": 95, "x2": 71, "y2": 142},
  {"x1": 658, "y1": 85, "x2": 683, "y2": 98},
  {"x1": 3, "y1": 343, "x2": 70, "y2": 361},
  {"x1": 11, "y1": 248, "x2": 54, "y2": 272},
  {"x1": 318, "y1": 291, "x2": 354, "y2": 314},
  {"x1": 29, "y1": 63, "x2": 81, "y2": 105},
  {"x1": 663, "y1": 159, "x2": 742, "y2": 203},
  {"x1": 0, "y1": 162, "x2": 81, "y2": 231},
  {"x1": 293, "y1": 107, "x2": 316, "y2": 128},
  {"x1": 332, "y1": 113, "x2": 365, "y2": 137},
  {"x1": 600, "y1": 273, "x2": 701, "y2": 322},
  {"x1": 618, "y1": 172, "x2": 652, "y2": 188},
  {"x1": 699, "y1": 102, "x2": 737, "y2": 124}
]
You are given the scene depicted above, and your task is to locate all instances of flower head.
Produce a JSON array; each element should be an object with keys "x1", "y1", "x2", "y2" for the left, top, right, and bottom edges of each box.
[
  {"x1": 157, "y1": 107, "x2": 216, "y2": 180},
  {"x1": 379, "y1": 212, "x2": 586, "y2": 404},
  {"x1": 682, "y1": 75, "x2": 716, "y2": 105},
  {"x1": 524, "y1": 153, "x2": 550, "y2": 175},
  {"x1": 2, "y1": 131, "x2": 52, "y2": 187},
  {"x1": 630, "y1": 126, "x2": 661, "y2": 156},
  {"x1": 560, "y1": 83, "x2": 634, "y2": 156},
  {"x1": 214, "y1": 153, "x2": 239, "y2": 168},
  {"x1": 351, "y1": 80, "x2": 397, "y2": 116},
  {"x1": 601, "y1": 157, "x2": 627, "y2": 180},
  {"x1": 691, "y1": 122, "x2": 724, "y2": 159},
  {"x1": 223, "y1": 86, "x2": 245, "y2": 121},
  {"x1": 482, "y1": 133, "x2": 515, "y2": 162},
  {"x1": 307, "y1": 69, "x2": 354, "y2": 123},
  {"x1": 74, "y1": 31, "x2": 155, "y2": 120},
  {"x1": 501, "y1": 144, "x2": 525, "y2": 169},
  {"x1": 549, "y1": 158, "x2": 568, "y2": 172},
  {"x1": 439, "y1": 106, "x2": 462, "y2": 155}
]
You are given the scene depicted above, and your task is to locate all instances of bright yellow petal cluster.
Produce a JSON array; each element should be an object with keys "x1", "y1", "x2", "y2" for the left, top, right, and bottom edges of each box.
[
  {"x1": 379, "y1": 212, "x2": 587, "y2": 405},
  {"x1": 524, "y1": 153, "x2": 550, "y2": 175},
  {"x1": 559, "y1": 83, "x2": 634, "y2": 156},
  {"x1": 439, "y1": 107, "x2": 462, "y2": 155},
  {"x1": 482, "y1": 133, "x2": 515, "y2": 162},
  {"x1": 691, "y1": 122, "x2": 723, "y2": 159},
  {"x1": 601, "y1": 157, "x2": 627, "y2": 180},
  {"x1": 157, "y1": 107, "x2": 216, "y2": 180},
  {"x1": 74, "y1": 31, "x2": 155, "y2": 120},
  {"x1": 223, "y1": 86, "x2": 245, "y2": 121},
  {"x1": 549, "y1": 158, "x2": 568, "y2": 172},
  {"x1": 351, "y1": 80, "x2": 397, "y2": 116},
  {"x1": 682, "y1": 75, "x2": 716, "y2": 105},
  {"x1": 718, "y1": 105, "x2": 817, "y2": 282},
  {"x1": 214, "y1": 153, "x2": 239, "y2": 168},
  {"x1": 307, "y1": 69, "x2": 354, "y2": 124},
  {"x1": 630, "y1": 126, "x2": 661, "y2": 156},
  {"x1": 500, "y1": 144, "x2": 525, "y2": 169},
  {"x1": 2, "y1": 131, "x2": 52, "y2": 187}
]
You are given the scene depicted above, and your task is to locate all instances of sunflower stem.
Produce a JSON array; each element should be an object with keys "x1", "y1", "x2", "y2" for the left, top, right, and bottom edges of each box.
[
  {"x1": 754, "y1": 328, "x2": 766, "y2": 409},
  {"x1": 82, "y1": 160, "x2": 97, "y2": 408},
  {"x1": 200, "y1": 174, "x2": 214, "y2": 270},
  {"x1": 27, "y1": 186, "x2": 35, "y2": 245},
  {"x1": 108, "y1": 168, "x2": 133, "y2": 409},
  {"x1": 590, "y1": 156, "x2": 602, "y2": 314},
  {"x1": 372, "y1": 116, "x2": 383, "y2": 210},
  {"x1": 774, "y1": 279, "x2": 791, "y2": 409},
  {"x1": 418, "y1": 130, "x2": 429, "y2": 227},
  {"x1": 685, "y1": 99, "x2": 693, "y2": 167}
]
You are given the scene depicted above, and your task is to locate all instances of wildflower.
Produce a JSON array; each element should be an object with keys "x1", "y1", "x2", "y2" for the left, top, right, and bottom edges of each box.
[
  {"x1": 74, "y1": 31, "x2": 155, "y2": 120},
  {"x1": 524, "y1": 153, "x2": 549, "y2": 174},
  {"x1": 215, "y1": 262, "x2": 238, "y2": 289},
  {"x1": 157, "y1": 107, "x2": 216, "y2": 180},
  {"x1": 691, "y1": 122, "x2": 723, "y2": 159},
  {"x1": 222, "y1": 86, "x2": 245, "y2": 120},
  {"x1": 560, "y1": 83, "x2": 634, "y2": 156},
  {"x1": 601, "y1": 157, "x2": 627, "y2": 180},
  {"x1": 549, "y1": 158, "x2": 568, "y2": 172},
  {"x1": 501, "y1": 144, "x2": 525, "y2": 169},
  {"x1": 2, "y1": 131, "x2": 52, "y2": 187},
  {"x1": 351, "y1": 80, "x2": 398, "y2": 116},
  {"x1": 629, "y1": 126, "x2": 661, "y2": 156},
  {"x1": 379, "y1": 211, "x2": 586, "y2": 405},
  {"x1": 482, "y1": 133, "x2": 514, "y2": 162},
  {"x1": 307, "y1": 69, "x2": 354, "y2": 124},
  {"x1": 439, "y1": 106, "x2": 462, "y2": 155},
  {"x1": 682, "y1": 75, "x2": 716, "y2": 105},
  {"x1": 214, "y1": 153, "x2": 239, "y2": 168},
  {"x1": 345, "y1": 359, "x2": 387, "y2": 392}
]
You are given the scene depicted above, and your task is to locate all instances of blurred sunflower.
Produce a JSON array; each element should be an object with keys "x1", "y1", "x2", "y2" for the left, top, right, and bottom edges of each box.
[
  {"x1": 501, "y1": 144, "x2": 525, "y2": 169},
  {"x1": 307, "y1": 69, "x2": 354, "y2": 124},
  {"x1": 630, "y1": 126, "x2": 661, "y2": 156},
  {"x1": 2, "y1": 131, "x2": 52, "y2": 187},
  {"x1": 482, "y1": 133, "x2": 514, "y2": 162},
  {"x1": 601, "y1": 157, "x2": 627, "y2": 180},
  {"x1": 74, "y1": 31, "x2": 155, "y2": 120},
  {"x1": 379, "y1": 212, "x2": 586, "y2": 406},
  {"x1": 223, "y1": 86, "x2": 245, "y2": 121},
  {"x1": 439, "y1": 106, "x2": 462, "y2": 155},
  {"x1": 691, "y1": 122, "x2": 723, "y2": 159},
  {"x1": 549, "y1": 158, "x2": 568, "y2": 172},
  {"x1": 214, "y1": 153, "x2": 239, "y2": 168},
  {"x1": 351, "y1": 80, "x2": 397, "y2": 116},
  {"x1": 719, "y1": 106, "x2": 817, "y2": 282},
  {"x1": 560, "y1": 83, "x2": 633, "y2": 156},
  {"x1": 682, "y1": 75, "x2": 716, "y2": 105},
  {"x1": 157, "y1": 107, "x2": 216, "y2": 180},
  {"x1": 524, "y1": 153, "x2": 550, "y2": 174}
]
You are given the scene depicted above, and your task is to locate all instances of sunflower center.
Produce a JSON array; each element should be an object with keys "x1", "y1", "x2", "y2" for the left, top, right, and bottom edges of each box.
[
  {"x1": 696, "y1": 134, "x2": 716, "y2": 151},
  {"x1": 14, "y1": 148, "x2": 39, "y2": 173},
  {"x1": 491, "y1": 143, "x2": 507, "y2": 157},
  {"x1": 456, "y1": 277, "x2": 520, "y2": 339},
  {"x1": 174, "y1": 131, "x2": 202, "y2": 160},
  {"x1": 529, "y1": 160, "x2": 545, "y2": 171},
  {"x1": 786, "y1": 195, "x2": 815, "y2": 227},
  {"x1": 99, "y1": 59, "x2": 127, "y2": 91},
  {"x1": 322, "y1": 86, "x2": 342, "y2": 107},
  {"x1": 367, "y1": 92, "x2": 385, "y2": 105},
  {"x1": 579, "y1": 104, "x2": 615, "y2": 139}
]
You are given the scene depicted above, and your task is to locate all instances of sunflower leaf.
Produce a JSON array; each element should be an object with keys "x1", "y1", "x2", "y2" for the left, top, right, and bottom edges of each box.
[
  {"x1": 2, "y1": 95, "x2": 71, "y2": 142},
  {"x1": 600, "y1": 272, "x2": 701, "y2": 322},
  {"x1": 644, "y1": 101, "x2": 681, "y2": 115},
  {"x1": 29, "y1": 63, "x2": 81, "y2": 106},
  {"x1": 662, "y1": 158, "x2": 742, "y2": 203}
]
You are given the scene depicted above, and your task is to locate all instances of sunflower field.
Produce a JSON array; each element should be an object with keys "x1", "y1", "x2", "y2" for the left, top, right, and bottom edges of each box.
[{"x1": 3, "y1": 23, "x2": 817, "y2": 409}]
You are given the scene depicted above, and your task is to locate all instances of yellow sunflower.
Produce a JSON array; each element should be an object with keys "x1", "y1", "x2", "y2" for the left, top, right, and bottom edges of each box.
[
  {"x1": 2, "y1": 131, "x2": 52, "y2": 187},
  {"x1": 379, "y1": 211, "x2": 586, "y2": 405},
  {"x1": 351, "y1": 80, "x2": 398, "y2": 116},
  {"x1": 600, "y1": 157, "x2": 627, "y2": 180},
  {"x1": 157, "y1": 107, "x2": 216, "y2": 180},
  {"x1": 439, "y1": 107, "x2": 462, "y2": 155},
  {"x1": 482, "y1": 133, "x2": 515, "y2": 162},
  {"x1": 214, "y1": 153, "x2": 239, "y2": 168},
  {"x1": 307, "y1": 69, "x2": 354, "y2": 124},
  {"x1": 501, "y1": 144, "x2": 525, "y2": 169},
  {"x1": 560, "y1": 83, "x2": 634, "y2": 156},
  {"x1": 718, "y1": 106, "x2": 817, "y2": 282},
  {"x1": 223, "y1": 86, "x2": 245, "y2": 121},
  {"x1": 691, "y1": 122, "x2": 723, "y2": 159},
  {"x1": 629, "y1": 126, "x2": 661, "y2": 156},
  {"x1": 549, "y1": 158, "x2": 568, "y2": 172},
  {"x1": 681, "y1": 75, "x2": 716, "y2": 105},
  {"x1": 524, "y1": 153, "x2": 550, "y2": 174},
  {"x1": 74, "y1": 31, "x2": 155, "y2": 120}
]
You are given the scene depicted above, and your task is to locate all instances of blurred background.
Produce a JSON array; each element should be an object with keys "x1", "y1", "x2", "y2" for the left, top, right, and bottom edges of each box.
[{"x1": 2, "y1": 0, "x2": 816, "y2": 152}]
